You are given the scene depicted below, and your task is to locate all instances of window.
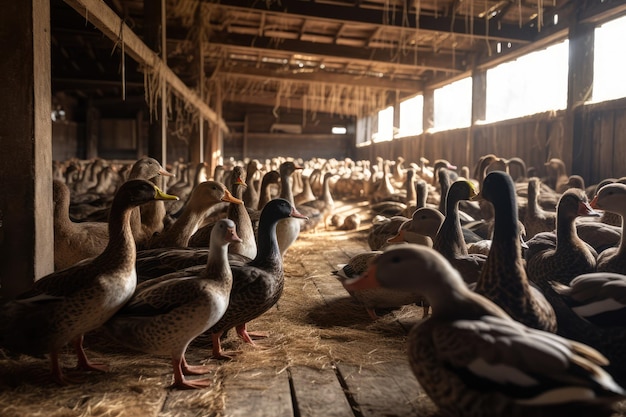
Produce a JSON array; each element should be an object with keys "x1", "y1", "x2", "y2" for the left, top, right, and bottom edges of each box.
[
  {"x1": 593, "y1": 15, "x2": 626, "y2": 102},
  {"x1": 434, "y1": 77, "x2": 472, "y2": 130},
  {"x1": 398, "y1": 95, "x2": 423, "y2": 137},
  {"x1": 486, "y1": 41, "x2": 568, "y2": 122},
  {"x1": 374, "y1": 105, "x2": 394, "y2": 142}
]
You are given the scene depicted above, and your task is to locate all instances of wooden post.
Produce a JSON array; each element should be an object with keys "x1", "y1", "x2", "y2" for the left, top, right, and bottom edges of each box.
[
  {"x1": 0, "y1": 0, "x2": 54, "y2": 297},
  {"x1": 567, "y1": 20, "x2": 595, "y2": 179},
  {"x1": 471, "y1": 68, "x2": 487, "y2": 167},
  {"x1": 145, "y1": 0, "x2": 167, "y2": 166}
]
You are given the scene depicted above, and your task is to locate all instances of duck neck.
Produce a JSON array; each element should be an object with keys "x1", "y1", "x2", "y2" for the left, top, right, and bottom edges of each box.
[
  {"x1": 102, "y1": 204, "x2": 137, "y2": 268},
  {"x1": 527, "y1": 182, "x2": 539, "y2": 216},
  {"x1": 555, "y1": 213, "x2": 581, "y2": 250},
  {"x1": 205, "y1": 242, "x2": 233, "y2": 285},
  {"x1": 249, "y1": 214, "x2": 282, "y2": 270},
  {"x1": 435, "y1": 202, "x2": 467, "y2": 257},
  {"x1": 618, "y1": 216, "x2": 626, "y2": 255},
  {"x1": 280, "y1": 174, "x2": 295, "y2": 205}
]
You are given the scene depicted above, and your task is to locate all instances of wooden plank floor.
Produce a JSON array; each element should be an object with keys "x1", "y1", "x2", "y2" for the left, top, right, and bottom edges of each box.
[{"x1": 2, "y1": 199, "x2": 626, "y2": 417}]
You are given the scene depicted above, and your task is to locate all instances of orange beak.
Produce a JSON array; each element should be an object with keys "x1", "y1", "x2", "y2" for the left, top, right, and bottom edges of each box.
[
  {"x1": 342, "y1": 264, "x2": 380, "y2": 292},
  {"x1": 221, "y1": 189, "x2": 243, "y2": 204}
]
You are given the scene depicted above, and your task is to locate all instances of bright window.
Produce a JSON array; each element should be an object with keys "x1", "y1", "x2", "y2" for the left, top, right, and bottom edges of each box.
[
  {"x1": 434, "y1": 77, "x2": 472, "y2": 130},
  {"x1": 593, "y1": 15, "x2": 626, "y2": 102},
  {"x1": 374, "y1": 105, "x2": 394, "y2": 142},
  {"x1": 486, "y1": 41, "x2": 568, "y2": 122},
  {"x1": 398, "y1": 95, "x2": 423, "y2": 137}
]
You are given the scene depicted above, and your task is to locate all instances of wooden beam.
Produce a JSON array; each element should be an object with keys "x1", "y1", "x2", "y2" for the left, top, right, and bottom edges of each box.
[
  {"x1": 207, "y1": 0, "x2": 535, "y2": 43},
  {"x1": 205, "y1": 32, "x2": 465, "y2": 73},
  {"x1": 62, "y1": 0, "x2": 228, "y2": 133},
  {"x1": 215, "y1": 66, "x2": 423, "y2": 93}
]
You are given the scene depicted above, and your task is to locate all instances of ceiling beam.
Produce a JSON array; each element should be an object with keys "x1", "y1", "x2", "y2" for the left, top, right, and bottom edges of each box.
[
  {"x1": 204, "y1": 32, "x2": 467, "y2": 74},
  {"x1": 203, "y1": 0, "x2": 536, "y2": 43},
  {"x1": 222, "y1": 92, "x2": 362, "y2": 116},
  {"x1": 62, "y1": 0, "x2": 229, "y2": 133},
  {"x1": 213, "y1": 65, "x2": 424, "y2": 92}
]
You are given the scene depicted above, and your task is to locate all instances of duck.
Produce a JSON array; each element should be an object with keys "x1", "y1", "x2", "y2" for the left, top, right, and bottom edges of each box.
[
  {"x1": 432, "y1": 179, "x2": 487, "y2": 284},
  {"x1": 367, "y1": 215, "x2": 410, "y2": 251},
  {"x1": 589, "y1": 182, "x2": 626, "y2": 273},
  {"x1": 104, "y1": 219, "x2": 241, "y2": 389},
  {"x1": 0, "y1": 180, "x2": 178, "y2": 384},
  {"x1": 242, "y1": 159, "x2": 262, "y2": 210},
  {"x1": 343, "y1": 244, "x2": 626, "y2": 417},
  {"x1": 523, "y1": 177, "x2": 557, "y2": 239},
  {"x1": 299, "y1": 171, "x2": 334, "y2": 231},
  {"x1": 549, "y1": 272, "x2": 626, "y2": 383},
  {"x1": 294, "y1": 170, "x2": 317, "y2": 206},
  {"x1": 387, "y1": 207, "x2": 445, "y2": 248},
  {"x1": 473, "y1": 171, "x2": 557, "y2": 332},
  {"x1": 144, "y1": 181, "x2": 242, "y2": 249},
  {"x1": 126, "y1": 157, "x2": 175, "y2": 247},
  {"x1": 333, "y1": 250, "x2": 418, "y2": 319},
  {"x1": 526, "y1": 188, "x2": 600, "y2": 295},
  {"x1": 223, "y1": 166, "x2": 258, "y2": 260},
  {"x1": 257, "y1": 170, "x2": 281, "y2": 210},
  {"x1": 544, "y1": 157, "x2": 570, "y2": 194},
  {"x1": 275, "y1": 161, "x2": 306, "y2": 256},
  {"x1": 53, "y1": 179, "x2": 109, "y2": 271},
  {"x1": 208, "y1": 198, "x2": 308, "y2": 359}
]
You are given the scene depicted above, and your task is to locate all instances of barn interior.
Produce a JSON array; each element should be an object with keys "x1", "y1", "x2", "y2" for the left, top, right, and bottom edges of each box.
[{"x1": 2, "y1": 0, "x2": 626, "y2": 416}]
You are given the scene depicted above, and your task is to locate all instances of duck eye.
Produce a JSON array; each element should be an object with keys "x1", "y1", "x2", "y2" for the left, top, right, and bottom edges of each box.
[{"x1": 391, "y1": 256, "x2": 402, "y2": 264}]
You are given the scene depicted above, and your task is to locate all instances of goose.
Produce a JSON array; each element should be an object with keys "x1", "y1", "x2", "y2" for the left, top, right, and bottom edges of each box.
[
  {"x1": 343, "y1": 245, "x2": 626, "y2": 417},
  {"x1": 105, "y1": 219, "x2": 241, "y2": 389},
  {"x1": 590, "y1": 182, "x2": 626, "y2": 273},
  {"x1": 473, "y1": 171, "x2": 557, "y2": 333},
  {"x1": 0, "y1": 180, "x2": 178, "y2": 384}
]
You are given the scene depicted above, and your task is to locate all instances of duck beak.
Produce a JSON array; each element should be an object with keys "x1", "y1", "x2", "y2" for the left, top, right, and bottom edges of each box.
[
  {"x1": 235, "y1": 176, "x2": 247, "y2": 187},
  {"x1": 387, "y1": 230, "x2": 405, "y2": 243},
  {"x1": 589, "y1": 195, "x2": 600, "y2": 209},
  {"x1": 221, "y1": 189, "x2": 243, "y2": 204},
  {"x1": 153, "y1": 186, "x2": 179, "y2": 201},
  {"x1": 159, "y1": 168, "x2": 175, "y2": 177},
  {"x1": 343, "y1": 264, "x2": 380, "y2": 291},
  {"x1": 471, "y1": 191, "x2": 484, "y2": 202},
  {"x1": 578, "y1": 201, "x2": 601, "y2": 217},
  {"x1": 290, "y1": 206, "x2": 309, "y2": 220},
  {"x1": 227, "y1": 227, "x2": 243, "y2": 243}
]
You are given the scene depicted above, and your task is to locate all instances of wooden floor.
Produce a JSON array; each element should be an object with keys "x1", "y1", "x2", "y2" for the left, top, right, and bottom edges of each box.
[{"x1": 0, "y1": 200, "x2": 440, "y2": 417}]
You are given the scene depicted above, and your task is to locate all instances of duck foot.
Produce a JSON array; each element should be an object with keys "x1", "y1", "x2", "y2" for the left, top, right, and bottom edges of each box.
[
  {"x1": 172, "y1": 377, "x2": 214, "y2": 390},
  {"x1": 236, "y1": 324, "x2": 268, "y2": 343},
  {"x1": 181, "y1": 358, "x2": 214, "y2": 375},
  {"x1": 74, "y1": 336, "x2": 109, "y2": 373}
]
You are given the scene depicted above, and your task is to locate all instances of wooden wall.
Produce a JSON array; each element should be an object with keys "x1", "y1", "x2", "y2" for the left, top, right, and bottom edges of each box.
[{"x1": 356, "y1": 97, "x2": 626, "y2": 187}]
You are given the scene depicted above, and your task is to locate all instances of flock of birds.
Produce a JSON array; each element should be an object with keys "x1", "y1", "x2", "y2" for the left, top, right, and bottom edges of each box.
[{"x1": 1, "y1": 153, "x2": 626, "y2": 416}]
